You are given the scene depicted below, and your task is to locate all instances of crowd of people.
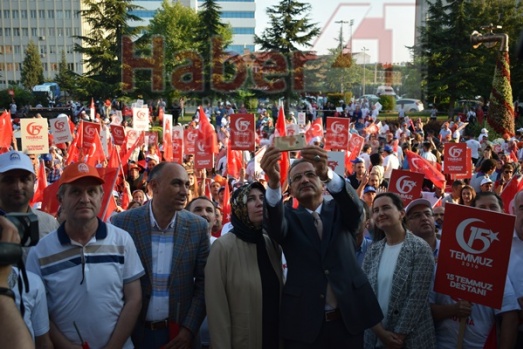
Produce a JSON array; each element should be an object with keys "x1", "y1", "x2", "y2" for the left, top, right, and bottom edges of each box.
[{"x1": 1, "y1": 97, "x2": 523, "y2": 349}]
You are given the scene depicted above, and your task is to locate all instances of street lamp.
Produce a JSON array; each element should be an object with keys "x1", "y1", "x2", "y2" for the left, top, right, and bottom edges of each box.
[
  {"x1": 349, "y1": 19, "x2": 354, "y2": 52},
  {"x1": 362, "y1": 47, "x2": 369, "y2": 95},
  {"x1": 335, "y1": 20, "x2": 349, "y2": 50}
]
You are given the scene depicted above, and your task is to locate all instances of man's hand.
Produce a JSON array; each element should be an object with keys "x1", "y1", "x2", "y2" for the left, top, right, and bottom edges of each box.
[
  {"x1": 300, "y1": 146, "x2": 329, "y2": 180},
  {"x1": 260, "y1": 146, "x2": 282, "y2": 189},
  {"x1": 164, "y1": 327, "x2": 192, "y2": 349}
]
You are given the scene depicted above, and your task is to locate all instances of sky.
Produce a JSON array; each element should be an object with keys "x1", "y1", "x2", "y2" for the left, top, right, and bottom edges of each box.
[{"x1": 255, "y1": 0, "x2": 417, "y2": 64}]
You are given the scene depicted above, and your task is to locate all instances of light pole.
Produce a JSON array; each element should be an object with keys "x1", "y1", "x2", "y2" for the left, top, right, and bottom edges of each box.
[
  {"x1": 335, "y1": 20, "x2": 349, "y2": 50},
  {"x1": 362, "y1": 47, "x2": 369, "y2": 95},
  {"x1": 349, "y1": 19, "x2": 354, "y2": 52}
]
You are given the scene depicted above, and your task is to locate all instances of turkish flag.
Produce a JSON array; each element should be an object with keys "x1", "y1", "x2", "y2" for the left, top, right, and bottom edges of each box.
[
  {"x1": 65, "y1": 134, "x2": 80, "y2": 165},
  {"x1": 275, "y1": 106, "x2": 289, "y2": 188},
  {"x1": 90, "y1": 97, "x2": 95, "y2": 121},
  {"x1": 198, "y1": 107, "x2": 218, "y2": 154},
  {"x1": 85, "y1": 130, "x2": 106, "y2": 166},
  {"x1": 406, "y1": 150, "x2": 445, "y2": 189},
  {"x1": 500, "y1": 175, "x2": 523, "y2": 214},
  {"x1": 221, "y1": 181, "x2": 231, "y2": 226},
  {"x1": 30, "y1": 160, "x2": 48, "y2": 206},
  {"x1": 121, "y1": 131, "x2": 144, "y2": 165},
  {"x1": 305, "y1": 118, "x2": 324, "y2": 145},
  {"x1": 107, "y1": 144, "x2": 121, "y2": 169},
  {"x1": 226, "y1": 140, "x2": 242, "y2": 178},
  {"x1": 163, "y1": 119, "x2": 174, "y2": 162},
  {"x1": 0, "y1": 111, "x2": 13, "y2": 148}
]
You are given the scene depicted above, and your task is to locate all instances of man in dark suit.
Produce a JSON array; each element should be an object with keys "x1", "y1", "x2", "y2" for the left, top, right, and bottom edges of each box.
[
  {"x1": 261, "y1": 145, "x2": 382, "y2": 348},
  {"x1": 112, "y1": 162, "x2": 210, "y2": 349}
]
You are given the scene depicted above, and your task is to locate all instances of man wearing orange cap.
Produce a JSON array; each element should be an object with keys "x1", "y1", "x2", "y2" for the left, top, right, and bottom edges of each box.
[{"x1": 27, "y1": 162, "x2": 145, "y2": 349}]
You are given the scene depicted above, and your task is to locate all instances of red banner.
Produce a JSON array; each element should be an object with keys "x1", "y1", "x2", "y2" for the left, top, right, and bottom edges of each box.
[
  {"x1": 305, "y1": 118, "x2": 323, "y2": 144},
  {"x1": 325, "y1": 117, "x2": 350, "y2": 150},
  {"x1": 345, "y1": 134, "x2": 365, "y2": 175},
  {"x1": 184, "y1": 128, "x2": 198, "y2": 155},
  {"x1": 146, "y1": 131, "x2": 158, "y2": 145},
  {"x1": 443, "y1": 143, "x2": 467, "y2": 175},
  {"x1": 388, "y1": 169, "x2": 424, "y2": 206},
  {"x1": 230, "y1": 114, "x2": 255, "y2": 151},
  {"x1": 434, "y1": 204, "x2": 514, "y2": 309},
  {"x1": 82, "y1": 122, "x2": 101, "y2": 155},
  {"x1": 172, "y1": 126, "x2": 184, "y2": 164},
  {"x1": 110, "y1": 125, "x2": 126, "y2": 146},
  {"x1": 405, "y1": 150, "x2": 445, "y2": 189}
]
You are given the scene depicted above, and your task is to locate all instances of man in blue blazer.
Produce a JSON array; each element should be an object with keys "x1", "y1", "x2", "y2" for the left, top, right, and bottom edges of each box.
[
  {"x1": 112, "y1": 162, "x2": 210, "y2": 349},
  {"x1": 261, "y1": 145, "x2": 383, "y2": 349}
]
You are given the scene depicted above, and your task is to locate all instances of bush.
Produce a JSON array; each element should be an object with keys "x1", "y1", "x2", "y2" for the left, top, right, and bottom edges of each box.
[
  {"x1": 380, "y1": 95, "x2": 396, "y2": 111},
  {"x1": 0, "y1": 86, "x2": 33, "y2": 109}
]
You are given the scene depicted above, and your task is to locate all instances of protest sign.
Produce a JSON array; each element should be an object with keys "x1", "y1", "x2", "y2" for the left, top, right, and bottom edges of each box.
[
  {"x1": 20, "y1": 118, "x2": 49, "y2": 154},
  {"x1": 434, "y1": 203, "x2": 515, "y2": 309},
  {"x1": 325, "y1": 117, "x2": 350, "y2": 150},
  {"x1": 230, "y1": 114, "x2": 255, "y2": 151},
  {"x1": 388, "y1": 170, "x2": 424, "y2": 205},
  {"x1": 50, "y1": 117, "x2": 72, "y2": 144}
]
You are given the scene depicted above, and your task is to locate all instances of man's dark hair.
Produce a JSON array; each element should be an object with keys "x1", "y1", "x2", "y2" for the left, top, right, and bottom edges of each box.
[
  {"x1": 478, "y1": 159, "x2": 496, "y2": 173},
  {"x1": 186, "y1": 196, "x2": 216, "y2": 213},
  {"x1": 452, "y1": 179, "x2": 464, "y2": 188},
  {"x1": 471, "y1": 191, "x2": 503, "y2": 210}
]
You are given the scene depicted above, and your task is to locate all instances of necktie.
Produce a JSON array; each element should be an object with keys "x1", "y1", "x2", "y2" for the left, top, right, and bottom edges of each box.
[
  {"x1": 312, "y1": 211, "x2": 323, "y2": 239},
  {"x1": 311, "y1": 211, "x2": 338, "y2": 309}
]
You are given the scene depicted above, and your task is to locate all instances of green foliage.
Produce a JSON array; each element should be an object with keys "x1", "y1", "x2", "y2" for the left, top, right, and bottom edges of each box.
[
  {"x1": 193, "y1": 0, "x2": 233, "y2": 102},
  {"x1": 20, "y1": 41, "x2": 44, "y2": 90},
  {"x1": 414, "y1": 0, "x2": 523, "y2": 115},
  {"x1": 255, "y1": 0, "x2": 320, "y2": 104},
  {"x1": 146, "y1": 1, "x2": 201, "y2": 75},
  {"x1": 0, "y1": 87, "x2": 33, "y2": 109},
  {"x1": 54, "y1": 50, "x2": 77, "y2": 101},
  {"x1": 326, "y1": 93, "x2": 344, "y2": 105},
  {"x1": 75, "y1": 0, "x2": 145, "y2": 96},
  {"x1": 380, "y1": 95, "x2": 396, "y2": 111}
]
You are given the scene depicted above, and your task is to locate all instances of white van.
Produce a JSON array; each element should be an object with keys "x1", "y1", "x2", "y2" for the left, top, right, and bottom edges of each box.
[{"x1": 375, "y1": 85, "x2": 396, "y2": 97}]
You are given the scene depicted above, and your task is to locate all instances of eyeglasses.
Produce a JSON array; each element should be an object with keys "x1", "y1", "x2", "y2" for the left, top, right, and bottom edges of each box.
[
  {"x1": 290, "y1": 171, "x2": 318, "y2": 183},
  {"x1": 408, "y1": 210, "x2": 433, "y2": 220}
]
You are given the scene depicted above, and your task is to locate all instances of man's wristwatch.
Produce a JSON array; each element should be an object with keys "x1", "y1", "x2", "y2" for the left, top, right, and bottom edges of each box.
[
  {"x1": 321, "y1": 169, "x2": 334, "y2": 184},
  {"x1": 0, "y1": 287, "x2": 15, "y2": 301}
]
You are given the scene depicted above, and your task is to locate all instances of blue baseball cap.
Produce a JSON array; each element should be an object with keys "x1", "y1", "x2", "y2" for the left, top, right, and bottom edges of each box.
[
  {"x1": 351, "y1": 157, "x2": 364, "y2": 164},
  {"x1": 363, "y1": 186, "x2": 376, "y2": 194},
  {"x1": 383, "y1": 145, "x2": 393, "y2": 153}
]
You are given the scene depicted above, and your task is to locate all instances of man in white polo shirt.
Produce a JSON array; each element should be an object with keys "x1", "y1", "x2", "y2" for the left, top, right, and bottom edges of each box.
[{"x1": 27, "y1": 162, "x2": 144, "y2": 349}]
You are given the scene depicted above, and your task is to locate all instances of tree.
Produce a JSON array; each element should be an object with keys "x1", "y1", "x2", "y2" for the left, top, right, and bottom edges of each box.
[
  {"x1": 255, "y1": 0, "x2": 320, "y2": 105},
  {"x1": 54, "y1": 50, "x2": 77, "y2": 101},
  {"x1": 75, "y1": 0, "x2": 144, "y2": 97},
  {"x1": 144, "y1": 0, "x2": 203, "y2": 101},
  {"x1": 20, "y1": 41, "x2": 44, "y2": 90},
  {"x1": 194, "y1": 0, "x2": 233, "y2": 102},
  {"x1": 414, "y1": 0, "x2": 523, "y2": 115}
]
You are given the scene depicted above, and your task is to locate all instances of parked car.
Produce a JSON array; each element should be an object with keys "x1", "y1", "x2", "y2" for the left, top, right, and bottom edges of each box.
[
  {"x1": 358, "y1": 94, "x2": 380, "y2": 105},
  {"x1": 375, "y1": 85, "x2": 397, "y2": 98},
  {"x1": 396, "y1": 98, "x2": 424, "y2": 112}
]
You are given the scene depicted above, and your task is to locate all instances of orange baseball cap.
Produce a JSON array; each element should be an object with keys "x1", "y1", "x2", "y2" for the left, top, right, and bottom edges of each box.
[{"x1": 58, "y1": 162, "x2": 105, "y2": 186}]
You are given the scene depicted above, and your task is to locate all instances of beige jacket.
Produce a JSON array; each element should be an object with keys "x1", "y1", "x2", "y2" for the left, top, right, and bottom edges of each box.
[{"x1": 205, "y1": 233, "x2": 283, "y2": 349}]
